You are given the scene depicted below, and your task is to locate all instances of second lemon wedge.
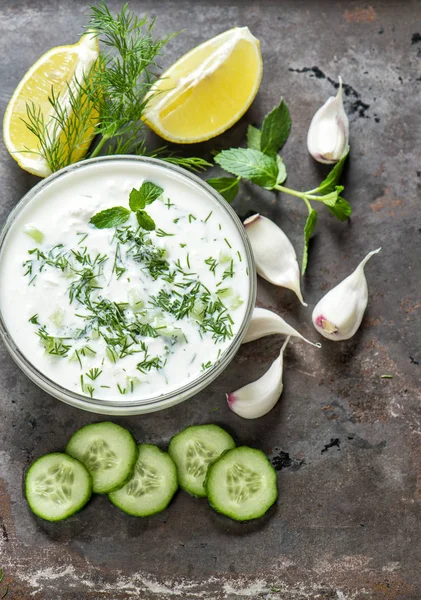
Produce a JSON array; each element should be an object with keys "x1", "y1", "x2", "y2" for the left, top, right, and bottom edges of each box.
[{"x1": 144, "y1": 27, "x2": 263, "y2": 144}]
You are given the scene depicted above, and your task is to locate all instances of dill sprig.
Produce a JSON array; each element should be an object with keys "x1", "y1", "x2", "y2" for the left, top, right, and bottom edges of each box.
[{"x1": 21, "y1": 2, "x2": 210, "y2": 175}]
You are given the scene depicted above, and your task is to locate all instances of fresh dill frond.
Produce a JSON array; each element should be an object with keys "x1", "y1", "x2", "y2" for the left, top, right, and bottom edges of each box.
[
  {"x1": 161, "y1": 156, "x2": 212, "y2": 173},
  {"x1": 20, "y1": 2, "x2": 174, "y2": 171}
]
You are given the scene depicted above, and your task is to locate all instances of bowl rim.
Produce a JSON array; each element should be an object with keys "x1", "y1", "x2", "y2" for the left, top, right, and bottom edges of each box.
[{"x1": 0, "y1": 155, "x2": 256, "y2": 415}]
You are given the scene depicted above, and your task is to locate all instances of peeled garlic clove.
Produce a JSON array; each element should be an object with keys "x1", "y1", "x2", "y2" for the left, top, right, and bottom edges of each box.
[
  {"x1": 307, "y1": 76, "x2": 349, "y2": 164},
  {"x1": 227, "y1": 337, "x2": 289, "y2": 419},
  {"x1": 312, "y1": 248, "x2": 381, "y2": 341},
  {"x1": 244, "y1": 214, "x2": 306, "y2": 306},
  {"x1": 243, "y1": 306, "x2": 321, "y2": 347}
]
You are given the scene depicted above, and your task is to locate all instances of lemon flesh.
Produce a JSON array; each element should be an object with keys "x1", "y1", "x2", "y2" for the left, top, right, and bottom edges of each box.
[
  {"x1": 144, "y1": 27, "x2": 263, "y2": 144},
  {"x1": 3, "y1": 33, "x2": 99, "y2": 177}
]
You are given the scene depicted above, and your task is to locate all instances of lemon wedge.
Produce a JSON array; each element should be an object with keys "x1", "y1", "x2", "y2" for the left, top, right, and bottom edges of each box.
[
  {"x1": 144, "y1": 27, "x2": 263, "y2": 144},
  {"x1": 3, "y1": 33, "x2": 99, "y2": 178}
]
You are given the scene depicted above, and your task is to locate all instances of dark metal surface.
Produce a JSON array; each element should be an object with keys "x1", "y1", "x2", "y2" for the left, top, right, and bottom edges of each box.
[{"x1": 1, "y1": 1, "x2": 420, "y2": 598}]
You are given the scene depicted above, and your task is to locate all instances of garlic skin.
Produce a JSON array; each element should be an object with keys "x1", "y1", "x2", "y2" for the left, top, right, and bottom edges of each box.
[
  {"x1": 243, "y1": 307, "x2": 321, "y2": 347},
  {"x1": 312, "y1": 248, "x2": 381, "y2": 341},
  {"x1": 244, "y1": 214, "x2": 306, "y2": 306},
  {"x1": 307, "y1": 76, "x2": 349, "y2": 164},
  {"x1": 227, "y1": 337, "x2": 289, "y2": 419}
]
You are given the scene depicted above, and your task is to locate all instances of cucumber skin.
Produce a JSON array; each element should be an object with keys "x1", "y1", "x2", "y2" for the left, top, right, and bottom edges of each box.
[
  {"x1": 65, "y1": 422, "x2": 138, "y2": 494},
  {"x1": 205, "y1": 446, "x2": 278, "y2": 522},
  {"x1": 109, "y1": 445, "x2": 178, "y2": 517},
  {"x1": 168, "y1": 424, "x2": 236, "y2": 498},
  {"x1": 25, "y1": 453, "x2": 93, "y2": 522}
]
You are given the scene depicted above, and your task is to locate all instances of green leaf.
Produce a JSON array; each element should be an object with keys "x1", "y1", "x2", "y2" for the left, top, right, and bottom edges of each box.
[
  {"x1": 316, "y1": 147, "x2": 350, "y2": 195},
  {"x1": 136, "y1": 210, "x2": 156, "y2": 231},
  {"x1": 207, "y1": 176, "x2": 240, "y2": 203},
  {"x1": 90, "y1": 206, "x2": 131, "y2": 229},
  {"x1": 302, "y1": 209, "x2": 318, "y2": 275},
  {"x1": 260, "y1": 98, "x2": 291, "y2": 157},
  {"x1": 129, "y1": 181, "x2": 163, "y2": 211},
  {"x1": 317, "y1": 186, "x2": 342, "y2": 207},
  {"x1": 247, "y1": 125, "x2": 261, "y2": 150},
  {"x1": 327, "y1": 196, "x2": 352, "y2": 221},
  {"x1": 214, "y1": 148, "x2": 279, "y2": 189},
  {"x1": 276, "y1": 156, "x2": 287, "y2": 185}
]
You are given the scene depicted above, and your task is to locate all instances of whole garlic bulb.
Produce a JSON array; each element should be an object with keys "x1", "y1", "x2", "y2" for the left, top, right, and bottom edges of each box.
[
  {"x1": 312, "y1": 248, "x2": 381, "y2": 341},
  {"x1": 307, "y1": 76, "x2": 349, "y2": 164}
]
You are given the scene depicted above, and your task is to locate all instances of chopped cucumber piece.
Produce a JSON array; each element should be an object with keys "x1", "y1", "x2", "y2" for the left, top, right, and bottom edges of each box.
[
  {"x1": 66, "y1": 422, "x2": 137, "y2": 494},
  {"x1": 128, "y1": 288, "x2": 144, "y2": 311},
  {"x1": 24, "y1": 224, "x2": 44, "y2": 244},
  {"x1": 109, "y1": 444, "x2": 177, "y2": 517},
  {"x1": 49, "y1": 307, "x2": 64, "y2": 327},
  {"x1": 219, "y1": 250, "x2": 232, "y2": 264},
  {"x1": 25, "y1": 452, "x2": 92, "y2": 521},
  {"x1": 168, "y1": 424, "x2": 235, "y2": 498},
  {"x1": 206, "y1": 447, "x2": 278, "y2": 521}
]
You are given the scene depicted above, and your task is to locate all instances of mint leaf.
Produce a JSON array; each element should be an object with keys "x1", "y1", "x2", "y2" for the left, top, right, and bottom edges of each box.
[
  {"x1": 260, "y1": 98, "x2": 291, "y2": 157},
  {"x1": 90, "y1": 206, "x2": 130, "y2": 229},
  {"x1": 276, "y1": 156, "x2": 287, "y2": 185},
  {"x1": 316, "y1": 147, "x2": 349, "y2": 195},
  {"x1": 214, "y1": 148, "x2": 278, "y2": 189},
  {"x1": 129, "y1": 181, "x2": 163, "y2": 211},
  {"x1": 136, "y1": 210, "x2": 156, "y2": 231},
  {"x1": 317, "y1": 186, "x2": 342, "y2": 207},
  {"x1": 327, "y1": 196, "x2": 352, "y2": 221},
  {"x1": 247, "y1": 125, "x2": 261, "y2": 150},
  {"x1": 129, "y1": 188, "x2": 146, "y2": 211},
  {"x1": 207, "y1": 176, "x2": 240, "y2": 203},
  {"x1": 302, "y1": 209, "x2": 317, "y2": 274}
]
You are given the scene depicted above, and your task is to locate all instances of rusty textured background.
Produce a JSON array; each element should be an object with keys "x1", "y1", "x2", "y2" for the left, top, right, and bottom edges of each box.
[{"x1": 0, "y1": 0, "x2": 421, "y2": 598}]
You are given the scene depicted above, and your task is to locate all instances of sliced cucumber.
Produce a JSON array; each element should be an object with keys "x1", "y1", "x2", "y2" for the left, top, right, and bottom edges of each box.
[
  {"x1": 206, "y1": 446, "x2": 277, "y2": 521},
  {"x1": 168, "y1": 424, "x2": 235, "y2": 498},
  {"x1": 109, "y1": 444, "x2": 177, "y2": 517},
  {"x1": 25, "y1": 452, "x2": 92, "y2": 521},
  {"x1": 66, "y1": 422, "x2": 137, "y2": 494}
]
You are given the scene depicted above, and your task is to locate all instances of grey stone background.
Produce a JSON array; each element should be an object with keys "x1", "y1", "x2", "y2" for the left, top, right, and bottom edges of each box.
[{"x1": 0, "y1": 0, "x2": 420, "y2": 598}]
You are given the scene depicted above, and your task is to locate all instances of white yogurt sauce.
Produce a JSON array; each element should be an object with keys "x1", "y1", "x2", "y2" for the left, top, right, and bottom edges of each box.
[{"x1": 0, "y1": 160, "x2": 250, "y2": 401}]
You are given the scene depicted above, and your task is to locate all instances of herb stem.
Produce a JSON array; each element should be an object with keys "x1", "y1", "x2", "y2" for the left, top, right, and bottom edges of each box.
[
  {"x1": 274, "y1": 184, "x2": 337, "y2": 206},
  {"x1": 89, "y1": 135, "x2": 110, "y2": 159}
]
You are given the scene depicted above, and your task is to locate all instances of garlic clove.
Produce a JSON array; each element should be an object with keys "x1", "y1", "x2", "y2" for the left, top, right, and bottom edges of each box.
[
  {"x1": 307, "y1": 76, "x2": 349, "y2": 164},
  {"x1": 244, "y1": 214, "x2": 306, "y2": 306},
  {"x1": 243, "y1": 306, "x2": 321, "y2": 347},
  {"x1": 312, "y1": 247, "x2": 381, "y2": 341},
  {"x1": 227, "y1": 337, "x2": 289, "y2": 419}
]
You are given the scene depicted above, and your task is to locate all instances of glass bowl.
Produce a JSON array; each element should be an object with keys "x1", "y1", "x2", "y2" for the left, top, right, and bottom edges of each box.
[{"x1": 0, "y1": 156, "x2": 256, "y2": 415}]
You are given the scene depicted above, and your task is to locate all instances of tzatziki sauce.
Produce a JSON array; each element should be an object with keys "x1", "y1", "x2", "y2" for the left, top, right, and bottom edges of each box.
[{"x1": 0, "y1": 160, "x2": 250, "y2": 402}]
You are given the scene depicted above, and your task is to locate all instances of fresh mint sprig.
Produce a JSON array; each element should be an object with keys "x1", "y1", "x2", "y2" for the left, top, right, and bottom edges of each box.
[
  {"x1": 207, "y1": 176, "x2": 240, "y2": 202},
  {"x1": 90, "y1": 180, "x2": 162, "y2": 229},
  {"x1": 211, "y1": 98, "x2": 351, "y2": 273}
]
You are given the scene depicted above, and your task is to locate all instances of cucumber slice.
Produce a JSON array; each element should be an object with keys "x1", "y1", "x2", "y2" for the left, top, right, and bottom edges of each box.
[
  {"x1": 168, "y1": 424, "x2": 235, "y2": 498},
  {"x1": 206, "y1": 447, "x2": 277, "y2": 521},
  {"x1": 109, "y1": 444, "x2": 177, "y2": 517},
  {"x1": 66, "y1": 422, "x2": 137, "y2": 494},
  {"x1": 25, "y1": 452, "x2": 92, "y2": 521}
]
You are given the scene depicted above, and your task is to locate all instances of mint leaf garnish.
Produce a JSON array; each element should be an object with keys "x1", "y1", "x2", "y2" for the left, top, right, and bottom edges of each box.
[
  {"x1": 260, "y1": 98, "x2": 291, "y2": 157},
  {"x1": 90, "y1": 207, "x2": 131, "y2": 229},
  {"x1": 327, "y1": 196, "x2": 352, "y2": 221},
  {"x1": 247, "y1": 125, "x2": 261, "y2": 150},
  {"x1": 129, "y1": 181, "x2": 163, "y2": 211},
  {"x1": 214, "y1": 148, "x2": 278, "y2": 189},
  {"x1": 302, "y1": 209, "x2": 317, "y2": 274},
  {"x1": 207, "y1": 176, "x2": 240, "y2": 203},
  {"x1": 276, "y1": 156, "x2": 287, "y2": 185},
  {"x1": 136, "y1": 210, "x2": 156, "y2": 231},
  {"x1": 316, "y1": 148, "x2": 349, "y2": 195}
]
